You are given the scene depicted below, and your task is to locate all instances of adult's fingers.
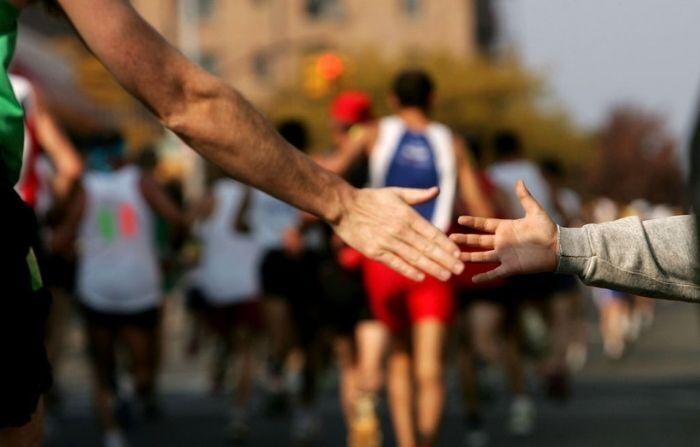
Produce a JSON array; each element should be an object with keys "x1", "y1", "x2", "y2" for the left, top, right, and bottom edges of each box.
[
  {"x1": 407, "y1": 212, "x2": 463, "y2": 274},
  {"x1": 516, "y1": 180, "x2": 544, "y2": 215},
  {"x1": 392, "y1": 186, "x2": 440, "y2": 206},
  {"x1": 472, "y1": 264, "x2": 509, "y2": 283},
  {"x1": 449, "y1": 233, "x2": 495, "y2": 249},
  {"x1": 375, "y1": 250, "x2": 425, "y2": 282},
  {"x1": 388, "y1": 237, "x2": 452, "y2": 281},
  {"x1": 459, "y1": 250, "x2": 498, "y2": 263},
  {"x1": 457, "y1": 215, "x2": 501, "y2": 233}
]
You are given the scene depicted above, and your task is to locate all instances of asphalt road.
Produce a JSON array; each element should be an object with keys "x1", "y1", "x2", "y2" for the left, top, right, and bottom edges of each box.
[{"x1": 46, "y1": 298, "x2": 700, "y2": 447}]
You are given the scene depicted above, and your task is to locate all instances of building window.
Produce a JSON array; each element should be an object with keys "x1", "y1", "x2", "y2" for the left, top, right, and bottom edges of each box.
[
  {"x1": 305, "y1": 0, "x2": 343, "y2": 20},
  {"x1": 402, "y1": 0, "x2": 420, "y2": 17},
  {"x1": 475, "y1": 0, "x2": 498, "y2": 54}
]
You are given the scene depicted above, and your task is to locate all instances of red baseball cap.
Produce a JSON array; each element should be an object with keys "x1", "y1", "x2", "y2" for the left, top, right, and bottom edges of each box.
[{"x1": 330, "y1": 91, "x2": 373, "y2": 126}]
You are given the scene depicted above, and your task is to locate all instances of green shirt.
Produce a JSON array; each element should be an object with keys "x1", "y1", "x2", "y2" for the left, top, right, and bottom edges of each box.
[{"x1": 0, "y1": 0, "x2": 24, "y2": 184}]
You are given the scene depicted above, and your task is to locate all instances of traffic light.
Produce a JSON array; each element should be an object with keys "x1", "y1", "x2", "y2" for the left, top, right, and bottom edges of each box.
[
  {"x1": 303, "y1": 52, "x2": 345, "y2": 98},
  {"x1": 317, "y1": 52, "x2": 344, "y2": 81}
]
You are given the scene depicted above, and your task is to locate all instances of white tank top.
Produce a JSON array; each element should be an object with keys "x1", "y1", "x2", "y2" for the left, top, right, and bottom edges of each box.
[
  {"x1": 369, "y1": 116, "x2": 457, "y2": 231},
  {"x1": 76, "y1": 166, "x2": 161, "y2": 313},
  {"x1": 10, "y1": 74, "x2": 54, "y2": 216},
  {"x1": 194, "y1": 179, "x2": 261, "y2": 304}
]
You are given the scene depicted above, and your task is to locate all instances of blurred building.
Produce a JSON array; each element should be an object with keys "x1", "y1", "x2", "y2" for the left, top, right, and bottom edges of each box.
[
  {"x1": 15, "y1": 6, "x2": 163, "y2": 147},
  {"x1": 132, "y1": 0, "x2": 479, "y2": 101},
  {"x1": 12, "y1": 0, "x2": 503, "y2": 158}
]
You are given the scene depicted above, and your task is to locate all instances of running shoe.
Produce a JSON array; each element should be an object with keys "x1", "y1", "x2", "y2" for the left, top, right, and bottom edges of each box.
[
  {"x1": 348, "y1": 394, "x2": 381, "y2": 447},
  {"x1": 262, "y1": 360, "x2": 290, "y2": 416},
  {"x1": 508, "y1": 397, "x2": 535, "y2": 436},
  {"x1": 103, "y1": 429, "x2": 130, "y2": 447}
]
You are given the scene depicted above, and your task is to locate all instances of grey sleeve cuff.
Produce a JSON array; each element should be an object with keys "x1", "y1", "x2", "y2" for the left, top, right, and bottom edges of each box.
[{"x1": 555, "y1": 226, "x2": 592, "y2": 276}]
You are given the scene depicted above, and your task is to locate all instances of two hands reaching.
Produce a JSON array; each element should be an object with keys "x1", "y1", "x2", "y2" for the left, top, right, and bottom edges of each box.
[{"x1": 332, "y1": 180, "x2": 558, "y2": 284}]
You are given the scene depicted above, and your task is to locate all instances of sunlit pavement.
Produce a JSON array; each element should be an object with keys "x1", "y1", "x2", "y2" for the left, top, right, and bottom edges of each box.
[{"x1": 46, "y1": 298, "x2": 700, "y2": 447}]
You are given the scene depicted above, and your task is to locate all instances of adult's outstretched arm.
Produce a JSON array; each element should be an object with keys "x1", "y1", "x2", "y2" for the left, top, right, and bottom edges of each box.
[
  {"x1": 55, "y1": 0, "x2": 463, "y2": 281},
  {"x1": 452, "y1": 181, "x2": 700, "y2": 301}
]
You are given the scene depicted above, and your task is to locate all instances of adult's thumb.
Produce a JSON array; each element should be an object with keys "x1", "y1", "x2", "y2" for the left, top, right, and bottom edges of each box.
[{"x1": 393, "y1": 186, "x2": 439, "y2": 206}]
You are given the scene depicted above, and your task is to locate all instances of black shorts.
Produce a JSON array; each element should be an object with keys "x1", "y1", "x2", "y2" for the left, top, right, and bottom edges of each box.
[
  {"x1": 207, "y1": 301, "x2": 261, "y2": 336},
  {"x1": 0, "y1": 182, "x2": 53, "y2": 428},
  {"x1": 80, "y1": 303, "x2": 161, "y2": 330},
  {"x1": 317, "y1": 256, "x2": 373, "y2": 335},
  {"x1": 260, "y1": 249, "x2": 321, "y2": 300},
  {"x1": 260, "y1": 249, "x2": 323, "y2": 345}
]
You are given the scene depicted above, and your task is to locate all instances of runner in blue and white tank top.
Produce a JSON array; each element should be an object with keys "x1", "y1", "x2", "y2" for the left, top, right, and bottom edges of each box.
[
  {"x1": 369, "y1": 115, "x2": 457, "y2": 232},
  {"x1": 319, "y1": 70, "x2": 495, "y2": 447}
]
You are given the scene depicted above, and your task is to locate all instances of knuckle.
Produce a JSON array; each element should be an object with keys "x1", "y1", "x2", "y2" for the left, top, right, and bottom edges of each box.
[
  {"x1": 410, "y1": 252, "x2": 423, "y2": 265},
  {"x1": 386, "y1": 222, "x2": 401, "y2": 234},
  {"x1": 393, "y1": 259, "x2": 408, "y2": 274}
]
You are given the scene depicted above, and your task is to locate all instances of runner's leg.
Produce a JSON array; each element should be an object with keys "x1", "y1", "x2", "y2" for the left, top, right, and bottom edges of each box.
[
  {"x1": 412, "y1": 320, "x2": 446, "y2": 446},
  {"x1": 85, "y1": 318, "x2": 120, "y2": 434},
  {"x1": 333, "y1": 334, "x2": 357, "y2": 422},
  {"x1": 387, "y1": 335, "x2": 414, "y2": 447},
  {"x1": 349, "y1": 320, "x2": 386, "y2": 447},
  {"x1": 355, "y1": 321, "x2": 388, "y2": 395},
  {"x1": 120, "y1": 313, "x2": 160, "y2": 414}
]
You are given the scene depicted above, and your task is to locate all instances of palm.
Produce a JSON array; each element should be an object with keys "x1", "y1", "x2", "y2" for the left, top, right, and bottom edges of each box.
[
  {"x1": 450, "y1": 181, "x2": 558, "y2": 283},
  {"x1": 498, "y1": 213, "x2": 557, "y2": 273}
]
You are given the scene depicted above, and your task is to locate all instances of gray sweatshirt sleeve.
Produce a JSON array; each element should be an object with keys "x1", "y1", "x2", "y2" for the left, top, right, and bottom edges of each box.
[{"x1": 556, "y1": 215, "x2": 700, "y2": 301}]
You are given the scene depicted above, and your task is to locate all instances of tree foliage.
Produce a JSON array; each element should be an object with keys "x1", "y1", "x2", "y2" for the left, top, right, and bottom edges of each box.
[
  {"x1": 264, "y1": 48, "x2": 596, "y2": 172},
  {"x1": 586, "y1": 105, "x2": 686, "y2": 206}
]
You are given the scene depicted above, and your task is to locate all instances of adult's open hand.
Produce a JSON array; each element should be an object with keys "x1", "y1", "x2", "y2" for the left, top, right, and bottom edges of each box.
[
  {"x1": 332, "y1": 187, "x2": 463, "y2": 282},
  {"x1": 450, "y1": 180, "x2": 559, "y2": 283}
]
